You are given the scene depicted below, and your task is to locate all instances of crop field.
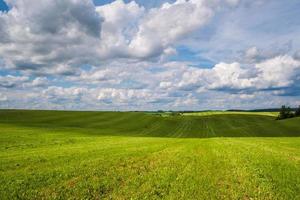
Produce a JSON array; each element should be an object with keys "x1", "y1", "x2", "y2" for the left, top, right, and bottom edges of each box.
[{"x1": 1, "y1": 110, "x2": 300, "y2": 199}]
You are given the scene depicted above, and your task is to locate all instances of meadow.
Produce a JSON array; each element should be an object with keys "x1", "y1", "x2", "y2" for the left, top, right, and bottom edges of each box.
[{"x1": 0, "y1": 110, "x2": 300, "y2": 199}]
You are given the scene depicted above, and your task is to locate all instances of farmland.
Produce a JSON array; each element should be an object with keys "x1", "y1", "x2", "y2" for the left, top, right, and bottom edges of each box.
[{"x1": 1, "y1": 110, "x2": 300, "y2": 199}]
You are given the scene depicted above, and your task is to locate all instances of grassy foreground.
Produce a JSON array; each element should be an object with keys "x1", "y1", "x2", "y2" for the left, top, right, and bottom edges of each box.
[{"x1": 0, "y1": 110, "x2": 300, "y2": 199}]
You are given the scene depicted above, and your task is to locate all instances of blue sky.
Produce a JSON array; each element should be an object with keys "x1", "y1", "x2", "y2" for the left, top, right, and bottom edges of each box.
[
  {"x1": 0, "y1": 0, "x2": 8, "y2": 11},
  {"x1": 0, "y1": 0, "x2": 300, "y2": 110}
]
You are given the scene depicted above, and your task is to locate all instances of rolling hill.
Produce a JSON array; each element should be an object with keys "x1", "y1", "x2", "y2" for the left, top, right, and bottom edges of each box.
[
  {"x1": 0, "y1": 109, "x2": 299, "y2": 138},
  {"x1": 1, "y1": 110, "x2": 300, "y2": 199}
]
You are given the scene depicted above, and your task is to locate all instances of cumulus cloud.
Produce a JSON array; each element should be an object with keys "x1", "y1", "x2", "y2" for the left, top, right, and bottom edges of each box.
[
  {"x1": 37, "y1": 86, "x2": 171, "y2": 109},
  {"x1": 244, "y1": 47, "x2": 260, "y2": 63},
  {"x1": 0, "y1": 0, "x2": 240, "y2": 74},
  {"x1": 254, "y1": 55, "x2": 300, "y2": 90},
  {"x1": 1, "y1": 53, "x2": 299, "y2": 110},
  {"x1": 204, "y1": 55, "x2": 299, "y2": 95},
  {"x1": 0, "y1": 0, "x2": 102, "y2": 73},
  {"x1": 154, "y1": 55, "x2": 300, "y2": 96},
  {"x1": 25, "y1": 77, "x2": 49, "y2": 88},
  {"x1": 173, "y1": 93, "x2": 199, "y2": 107},
  {"x1": 0, "y1": 75, "x2": 50, "y2": 89},
  {"x1": 95, "y1": 0, "x2": 144, "y2": 58},
  {"x1": 0, "y1": 93, "x2": 8, "y2": 101},
  {"x1": 96, "y1": 0, "x2": 237, "y2": 59},
  {"x1": 43, "y1": 86, "x2": 87, "y2": 99},
  {"x1": 207, "y1": 62, "x2": 254, "y2": 90},
  {"x1": 0, "y1": 75, "x2": 29, "y2": 88},
  {"x1": 97, "y1": 88, "x2": 152, "y2": 104},
  {"x1": 0, "y1": 0, "x2": 300, "y2": 110},
  {"x1": 77, "y1": 67, "x2": 125, "y2": 85},
  {"x1": 5, "y1": 0, "x2": 101, "y2": 36},
  {"x1": 159, "y1": 81, "x2": 173, "y2": 89},
  {"x1": 127, "y1": 0, "x2": 215, "y2": 58}
]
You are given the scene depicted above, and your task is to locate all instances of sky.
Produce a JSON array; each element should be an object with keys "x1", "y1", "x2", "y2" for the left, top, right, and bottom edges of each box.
[{"x1": 0, "y1": 0, "x2": 300, "y2": 111}]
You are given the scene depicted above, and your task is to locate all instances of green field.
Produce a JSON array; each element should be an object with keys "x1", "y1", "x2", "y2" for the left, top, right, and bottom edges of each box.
[{"x1": 1, "y1": 110, "x2": 300, "y2": 199}]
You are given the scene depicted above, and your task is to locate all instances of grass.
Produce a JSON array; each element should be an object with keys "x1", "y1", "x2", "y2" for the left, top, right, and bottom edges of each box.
[
  {"x1": 0, "y1": 110, "x2": 298, "y2": 138},
  {"x1": 0, "y1": 110, "x2": 300, "y2": 199}
]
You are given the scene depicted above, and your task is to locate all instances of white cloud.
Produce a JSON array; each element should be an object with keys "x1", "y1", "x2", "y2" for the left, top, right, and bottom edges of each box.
[
  {"x1": 0, "y1": 93, "x2": 8, "y2": 101},
  {"x1": 244, "y1": 46, "x2": 260, "y2": 62},
  {"x1": 96, "y1": 0, "x2": 145, "y2": 58},
  {"x1": 0, "y1": 0, "x2": 102, "y2": 73},
  {"x1": 26, "y1": 77, "x2": 49, "y2": 87},
  {"x1": 95, "y1": 0, "x2": 237, "y2": 59},
  {"x1": 254, "y1": 55, "x2": 300, "y2": 89},
  {"x1": 97, "y1": 88, "x2": 152, "y2": 104},
  {"x1": 0, "y1": 0, "x2": 240, "y2": 75},
  {"x1": 128, "y1": 0, "x2": 215, "y2": 58},
  {"x1": 77, "y1": 67, "x2": 124, "y2": 85},
  {"x1": 0, "y1": 75, "x2": 50, "y2": 89},
  {"x1": 155, "y1": 55, "x2": 300, "y2": 95},
  {"x1": 159, "y1": 81, "x2": 173, "y2": 89},
  {"x1": 208, "y1": 62, "x2": 253, "y2": 90},
  {"x1": 0, "y1": 0, "x2": 299, "y2": 110},
  {"x1": 173, "y1": 93, "x2": 199, "y2": 107},
  {"x1": 43, "y1": 86, "x2": 87, "y2": 98},
  {"x1": 0, "y1": 75, "x2": 29, "y2": 88}
]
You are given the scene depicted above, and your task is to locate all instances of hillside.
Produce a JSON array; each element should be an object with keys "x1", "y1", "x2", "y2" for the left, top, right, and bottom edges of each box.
[
  {"x1": 1, "y1": 110, "x2": 300, "y2": 199},
  {"x1": 0, "y1": 110, "x2": 299, "y2": 138}
]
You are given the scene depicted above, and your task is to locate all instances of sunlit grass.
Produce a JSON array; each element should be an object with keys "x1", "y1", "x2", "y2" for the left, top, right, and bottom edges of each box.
[{"x1": 0, "y1": 110, "x2": 299, "y2": 199}]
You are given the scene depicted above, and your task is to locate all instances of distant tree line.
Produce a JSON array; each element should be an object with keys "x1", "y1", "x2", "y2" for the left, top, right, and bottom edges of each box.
[{"x1": 277, "y1": 105, "x2": 300, "y2": 120}]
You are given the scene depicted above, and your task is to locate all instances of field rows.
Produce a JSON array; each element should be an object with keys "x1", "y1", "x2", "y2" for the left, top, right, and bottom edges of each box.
[
  {"x1": 0, "y1": 110, "x2": 300, "y2": 199},
  {"x1": 0, "y1": 110, "x2": 299, "y2": 138},
  {"x1": 0, "y1": 124, "x2": 299, "y2": 199}
]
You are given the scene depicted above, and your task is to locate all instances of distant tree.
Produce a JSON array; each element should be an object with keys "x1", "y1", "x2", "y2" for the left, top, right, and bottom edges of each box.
[
  {"x1": 295, "y1": 105, "x2": 300, "y2": 117},
  {"x1": 277, "y1": 105, "x2": 294, "y2": 120},
  {"x1": 277, "y1": 105, "x2": 286, "y2": 120}
]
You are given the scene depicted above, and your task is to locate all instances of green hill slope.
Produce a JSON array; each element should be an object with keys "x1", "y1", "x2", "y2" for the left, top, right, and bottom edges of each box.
[
  {"x1": 1, "y1": 110, "x2": 300, "y2": 199},
  {"x1": 0, "y1": 110, "x2": 299, "y2": 137}
]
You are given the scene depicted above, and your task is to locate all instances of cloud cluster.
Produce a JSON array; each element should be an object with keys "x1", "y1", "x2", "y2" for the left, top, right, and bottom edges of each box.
[
  {"x1": 1, "y1": 0, "x2": 300, "y2": 110},
  {"x1": 127, "y1": 0, "x2": 214, "y2": 58},
  {"x1": 170, "y1": 55, "x2": 300, "y2": 95},
  {"x1": 0, "y1": 75, "x2": 29, "y2": 88},
  {"x1": 97, "y1": 0, "x2": 239, "y2": 59},
  {"x1": 0, "y1": 0, "x2": 239, "y2": 74},
  {"x1": 0, "y1": 75, "x2": 49, "y2": 89},
  {"x1": 0, "y1": 93, "x2": 7, "y2": 102},
  {"x1": 71, "y1": 53, "x2": 300, "y2": 99},
  {"x1": 0, "y1": 0, "x2": 102, "y2": 73}
]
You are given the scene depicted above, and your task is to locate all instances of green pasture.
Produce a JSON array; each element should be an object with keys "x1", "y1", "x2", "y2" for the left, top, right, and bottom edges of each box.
[{"x1": 0, "y1": 110, "x2": 299, "y2": 199}]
